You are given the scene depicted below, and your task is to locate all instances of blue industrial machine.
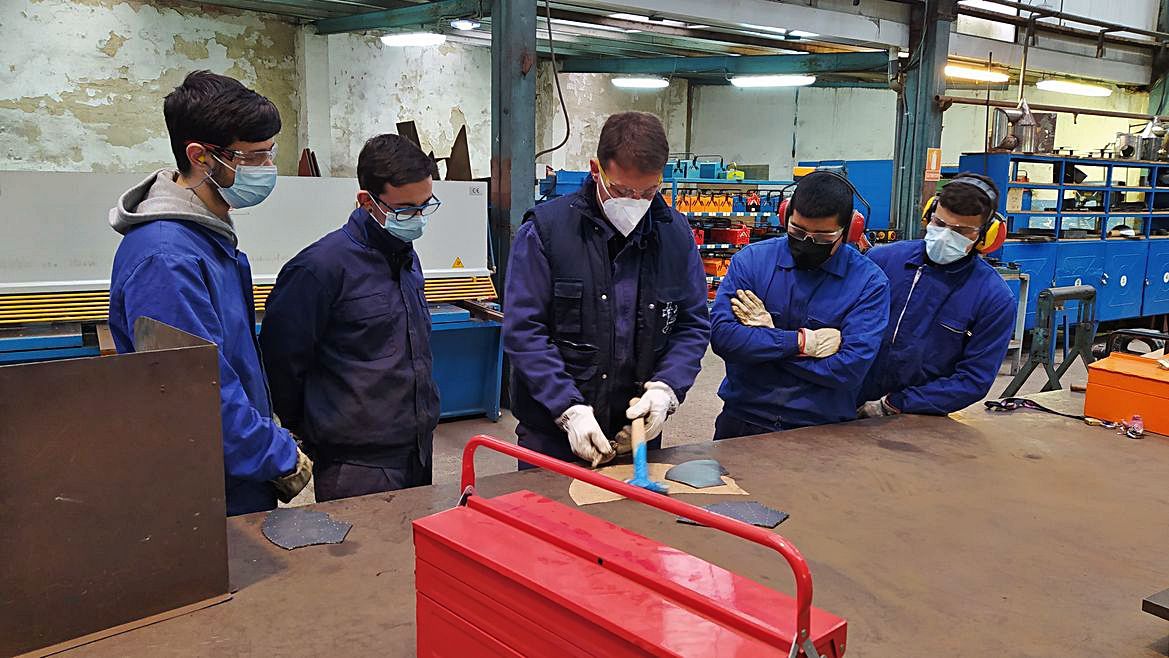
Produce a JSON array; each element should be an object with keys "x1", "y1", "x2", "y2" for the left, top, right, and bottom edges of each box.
[
  {"x1": 0, "y1": 172, "x2": 503, "y2": 421},
  {"x1": 799, "y1": 159, "x2": 895, "y2": 242},
  {"x1": 961, "y1": 152, "x2": 1169, "y2": 327}
]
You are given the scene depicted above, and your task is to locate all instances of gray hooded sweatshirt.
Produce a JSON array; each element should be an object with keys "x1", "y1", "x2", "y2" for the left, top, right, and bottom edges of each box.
[{"x1": 109, "y1": 169, "x2": 237, "y2": 246}]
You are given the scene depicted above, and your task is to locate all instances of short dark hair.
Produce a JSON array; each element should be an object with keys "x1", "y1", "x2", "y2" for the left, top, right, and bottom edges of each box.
[
  {"x1": 357, "y1": 134, "x2": 439, "y2": 194},
  {"x1": 790, "y1": 172, "x2": 854, "y2": 227},
  {"x1": 596, "y1": 112, "x2": 669, "y2": 174},
  {"x1": 939, "y1": 172, "x2": 998, "y2": 222},
  {"x1": 164, "y1": 71, "x2": 281, "y2": 173}
]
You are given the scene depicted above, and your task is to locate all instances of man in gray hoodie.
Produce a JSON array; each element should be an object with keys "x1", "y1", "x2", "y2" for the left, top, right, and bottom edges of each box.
[{"x1": 108, "y1": 71, "x2": 311, "y2": 516}]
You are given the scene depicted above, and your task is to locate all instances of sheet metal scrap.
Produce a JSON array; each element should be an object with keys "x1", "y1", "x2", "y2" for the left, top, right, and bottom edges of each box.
[
  {"x1": 664, "y1": 459, "x2": 730, "y2": 489},
  {"x1": 262, "y1": 508, "x2": 352, "y2": 551},
  {"x1": 678, "y1": 501, "x2": 789, "y2": 529}
]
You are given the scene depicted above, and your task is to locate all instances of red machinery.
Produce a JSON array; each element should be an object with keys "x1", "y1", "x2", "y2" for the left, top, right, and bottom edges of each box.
[{"x1": 414, "y1": 436, "x2": 846, "y2": 657}]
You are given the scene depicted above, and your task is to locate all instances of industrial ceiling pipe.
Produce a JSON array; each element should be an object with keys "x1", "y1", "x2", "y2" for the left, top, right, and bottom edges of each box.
[{"x1": 935, "y1": 94, "x2": 1169, "y2": 122}]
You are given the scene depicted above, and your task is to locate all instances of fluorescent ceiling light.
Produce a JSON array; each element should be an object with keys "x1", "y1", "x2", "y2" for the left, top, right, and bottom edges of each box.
[
  {"x1": 1036, "y1": 78, "x2": 1112, "y2": 97},
  {"x1": 380, "y1": 32, "x2": 446, "y2": 47},
  {"x1": 731, "y1": 74, "x2": 816, "y2": 88},
  {"x1": 608, "y1": 13, "x2": 707, "y2": 29},
  {"x1": 449, "y1": 19, "x2": 480, "y2": 31},
  {"x1": 945, "y1": 64, "x2": 1009, "y2": 83},
  {"x1": 788, "y1": 30, "x2": 819, "y2": 38},
  {"x1": 739, "y1": 23, "x2": 787, "y2": 34},
  {"x1": 611, "y1": 76, "x2": 670, "y2": 89}
]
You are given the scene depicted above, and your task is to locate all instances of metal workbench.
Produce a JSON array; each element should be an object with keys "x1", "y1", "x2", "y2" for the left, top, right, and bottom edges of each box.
[{"x1": 64, "y1": 392, "x2": 1169, "y2": 657}]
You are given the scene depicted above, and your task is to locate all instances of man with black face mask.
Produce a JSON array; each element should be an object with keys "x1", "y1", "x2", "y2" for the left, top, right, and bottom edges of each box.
[{"x1": 710, "y1": 171, "x2": 890, "y2": 439}]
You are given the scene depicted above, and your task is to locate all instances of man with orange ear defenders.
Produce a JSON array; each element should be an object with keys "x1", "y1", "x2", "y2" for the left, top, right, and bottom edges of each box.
[{"x1": 856, "y1": 172, "x2": 1016, "y2": 418}]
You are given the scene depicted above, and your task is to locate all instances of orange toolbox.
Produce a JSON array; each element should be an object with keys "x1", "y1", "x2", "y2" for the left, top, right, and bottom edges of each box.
[
  {"x1": 1084, "y1": 352, "x2": 1169, "y2": 435},
  {"x1": 703, "y1": 257, "x2": 730, "y2": 277}
]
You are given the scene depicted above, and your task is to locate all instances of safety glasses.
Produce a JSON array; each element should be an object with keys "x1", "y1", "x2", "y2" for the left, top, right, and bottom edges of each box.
[
  {"x1": 928, "y1": 213, "x2": 982, "y2": 240},
  {"x1": 597, "y1": 162, "x2": 662, "y2": 201},
  {"x1": 375, "y1": 194, "x2": 442, "y2": 221},
  {"x1": 196, "y1": 142, "x2": 278, "y2": 166},
  {"x1": 787, "y1": 222, "x2": 843, "y2": 245}
]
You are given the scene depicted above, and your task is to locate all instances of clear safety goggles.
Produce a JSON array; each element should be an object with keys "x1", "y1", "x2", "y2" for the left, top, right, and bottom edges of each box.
[
  {"x1": 375, "y1": 194, "x2": 443, "y2": 221},
  {"x1": 787, "y1": 222, "x2": 843, "y2": 245}
]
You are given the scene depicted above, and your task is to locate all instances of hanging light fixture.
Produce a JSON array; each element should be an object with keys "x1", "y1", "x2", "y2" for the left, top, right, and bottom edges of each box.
[
  {"x1": 380, "y1": 32, "x2": 447, "y2": 47},
  {"x1": 944, "y1": 64, "x2": 1009, "y2": 83},
  {"x1": 730, "y1": 75, "x2": 816, "y2": 88},
  {"x1": 449, "y1": 19, "x2": 481, "y2": 31},
  {"x1": 611, "y1": 76, "x2": 670, "y2": 89},
  {"x1": 1035, "y1": 79, "x2": 1112, "y2": 97}
]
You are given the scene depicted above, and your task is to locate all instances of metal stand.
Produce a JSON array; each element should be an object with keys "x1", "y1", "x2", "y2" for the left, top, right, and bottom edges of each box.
[{"x1": 1001, "y1": 285, "x2": 1097, "y2": 397}]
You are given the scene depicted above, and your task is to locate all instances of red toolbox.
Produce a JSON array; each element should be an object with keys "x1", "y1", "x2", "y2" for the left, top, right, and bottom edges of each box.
[
  {"x1": 708, "y1": 225, "x2": 751, "y2": 246},
  {"x1": 693, "y1": 227, "x2": 705, "y2": 246},
  {"x1": 414, "y1": 436, "x2": 846, "y2": 657}
]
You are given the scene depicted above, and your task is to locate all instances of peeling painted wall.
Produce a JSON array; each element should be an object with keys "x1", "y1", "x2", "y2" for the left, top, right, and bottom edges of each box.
[
  {"x1": 0, "y1": 0, "x2": 299, "y2": 174},
  {"x1": 326, "y1": 36, "x2": 492, "y2": 179},
  {"x1": 536, "y1": 66, "x2": 689, "y2": 171}
]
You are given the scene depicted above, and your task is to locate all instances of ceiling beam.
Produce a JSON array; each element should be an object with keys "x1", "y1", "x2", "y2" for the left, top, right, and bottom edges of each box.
[
  {"x1": 313, "y1": 0, "x2": 489, "y2": 34},
  {"x1": 559, "y1": 51, "x2": 890, "y2": 76}
]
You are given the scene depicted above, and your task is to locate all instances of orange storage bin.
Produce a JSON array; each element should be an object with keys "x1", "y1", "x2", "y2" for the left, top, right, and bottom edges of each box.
[
  {"x1": 1084, "y1": 353, "x2": 1169, "y2": 436},
  {"x1": 703, "y1": 257, "x2": 729, "y2": 277}
]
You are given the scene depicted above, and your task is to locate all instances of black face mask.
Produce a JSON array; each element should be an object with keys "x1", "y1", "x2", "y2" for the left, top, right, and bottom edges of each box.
[{"x1": 787, "y1": 233, "x2": 838, "y2": 270}]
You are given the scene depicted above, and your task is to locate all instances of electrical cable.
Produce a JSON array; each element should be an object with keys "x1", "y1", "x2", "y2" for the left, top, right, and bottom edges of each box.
[{"x1": 535, "y1": 0, "x2": 571, "y2": 160}]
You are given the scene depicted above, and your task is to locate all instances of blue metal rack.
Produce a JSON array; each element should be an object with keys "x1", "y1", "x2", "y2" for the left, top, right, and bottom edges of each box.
[{"x1": 960, "y1": 152, "x2": 1169, "y2": 327}]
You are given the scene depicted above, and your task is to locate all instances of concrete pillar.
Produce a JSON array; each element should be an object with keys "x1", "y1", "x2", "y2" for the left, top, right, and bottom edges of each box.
[{"x1": 296, "y1": 27, "x2": 333, "y2": 176}]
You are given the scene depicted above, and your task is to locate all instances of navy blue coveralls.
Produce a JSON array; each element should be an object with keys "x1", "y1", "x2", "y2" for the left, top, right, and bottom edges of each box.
[
  {"x1": 503, "y1": 178, "x2": 710, "y2": 464},
  {"x1": 858, "y1": 239, "x2": 1016, "y2": 414},
  {"x1": 260, "y1": 209, "x2": 439, "y2": 501},
  {"x1": 710, "y1": 237, "x2": 890, "y2": 438}
]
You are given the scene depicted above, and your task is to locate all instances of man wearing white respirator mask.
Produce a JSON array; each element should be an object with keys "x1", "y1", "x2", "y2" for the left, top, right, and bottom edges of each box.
[
  {"x1": 857, "y1": 173, "x2": 1016, "y2": 418},
  {"x1": 504, "y1": 112, "x2": 710, "y2": 468}
]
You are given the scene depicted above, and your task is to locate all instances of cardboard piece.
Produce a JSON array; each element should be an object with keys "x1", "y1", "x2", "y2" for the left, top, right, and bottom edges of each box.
[{"x1": 569, "y1": 462, "x2": 749, "y2": 506}]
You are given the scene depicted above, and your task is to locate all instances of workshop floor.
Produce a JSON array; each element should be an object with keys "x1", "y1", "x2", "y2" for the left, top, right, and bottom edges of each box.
[{"x1": 288, "y1": 347, "x2": 1089, "y2": 506}]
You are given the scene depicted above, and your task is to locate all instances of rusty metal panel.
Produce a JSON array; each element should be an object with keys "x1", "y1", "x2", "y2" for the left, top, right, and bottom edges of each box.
[{"x1": 0, "y1": 318, "x2": 228, "y2": 656}]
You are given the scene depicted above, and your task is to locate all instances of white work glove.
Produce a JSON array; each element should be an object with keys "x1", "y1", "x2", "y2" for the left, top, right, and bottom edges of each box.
[
  {"x1": 731, "y1": 289, "x2": 774, "y2": 328},
  {"x1": 857, "y1": 397, "x2": 898, "y2": 418},
  {"x1": 612, "y1": 425, "x2": 633, "y2": 456},
  {"x1": 557, "y1": 405, "x2": 615, "y2": 467},
  {"x1": 799, "y1": 327, "x2": 841, "y2": 358},
  {"x1": 625, "y1": 381, "x2": 679, "y2": 441}
]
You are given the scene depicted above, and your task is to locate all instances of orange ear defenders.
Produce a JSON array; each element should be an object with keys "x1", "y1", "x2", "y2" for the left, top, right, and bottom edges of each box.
[
  {"x1": 921, "y1": 174, "x2": 1007, "y2": 253},
  {"x1": 778, "y1": 171, "x2": 870, "y2": 244}
]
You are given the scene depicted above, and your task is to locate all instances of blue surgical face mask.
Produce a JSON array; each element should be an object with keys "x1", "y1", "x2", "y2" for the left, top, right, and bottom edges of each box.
[
  {"x1": 383, "y1": 213, "x2": 427, "y2": 242},
  {"x1": 210, "y1": 154, "x2": 277, "y2": 208},
  {"x1": 924, "y1": 223, "x2": 975, "y2": 265},
  {"x1": 372, "y1": 198, "x2": 428, "y2": 242}
]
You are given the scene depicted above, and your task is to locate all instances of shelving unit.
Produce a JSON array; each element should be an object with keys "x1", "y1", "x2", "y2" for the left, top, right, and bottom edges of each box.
[
  {"x1": 961, "y1": 152, "x2": 1169, "y2": 327},
  {"x1": 665, "y1": 177, "x2": 793, "y2": 298}
]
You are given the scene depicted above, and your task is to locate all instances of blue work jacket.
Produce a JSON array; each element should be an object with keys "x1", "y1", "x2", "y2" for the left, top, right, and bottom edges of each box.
[
  {"x1": 109, "y1": 220, "x2": 297, "y2": 516},
  {"x1": 858, "y1": 240, "x2": 1016, "y2": 414},
  {"x1": 503, "y1": 181, "x2": 710, "y2": 458},
  {"x1": 711, "y1": 237, "x2": 890, "y2": 430},
  {"x1": 259, "y1": 210, "x2": 439, "y2": 468}
]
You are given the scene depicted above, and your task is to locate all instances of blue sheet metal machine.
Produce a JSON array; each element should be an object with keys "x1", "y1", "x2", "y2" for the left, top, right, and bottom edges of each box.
[{"x1": 0, "y1": 304, "x2": 503, "y2": 422}]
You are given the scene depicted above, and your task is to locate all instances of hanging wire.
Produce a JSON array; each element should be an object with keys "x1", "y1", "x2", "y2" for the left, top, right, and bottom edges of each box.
[{"x1": 535, "y1": 0, "x2": 571, "y2": 160}]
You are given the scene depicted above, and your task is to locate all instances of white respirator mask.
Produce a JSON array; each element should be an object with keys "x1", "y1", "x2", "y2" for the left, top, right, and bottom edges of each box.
[{"x1": 596, "y1": 170, "x2": 651, "y2": 237}]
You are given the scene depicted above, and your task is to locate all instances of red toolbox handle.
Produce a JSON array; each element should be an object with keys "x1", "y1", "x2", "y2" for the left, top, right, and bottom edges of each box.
[{"x1": 460, "y1": 435, "x2": 816, "y2": 651}]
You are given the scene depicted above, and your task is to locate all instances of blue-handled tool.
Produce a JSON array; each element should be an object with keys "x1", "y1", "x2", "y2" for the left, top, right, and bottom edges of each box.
[{"x1": 626, "y1": 397, "x2": 669, "y2": 494}]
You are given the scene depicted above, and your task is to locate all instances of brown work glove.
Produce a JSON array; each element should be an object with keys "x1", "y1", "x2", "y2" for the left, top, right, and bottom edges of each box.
[{"x1": 271, "y1": 447, "x2": 313, "y2": 503}]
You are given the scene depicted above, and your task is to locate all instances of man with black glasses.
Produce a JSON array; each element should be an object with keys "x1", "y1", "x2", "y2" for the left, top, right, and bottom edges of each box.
[
  {"x1": 710, "y1": 171, "x2": 890, "y2": 439},
  {"x1": 261, "y1": 134, "x2": 442, "y2": 501}
]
